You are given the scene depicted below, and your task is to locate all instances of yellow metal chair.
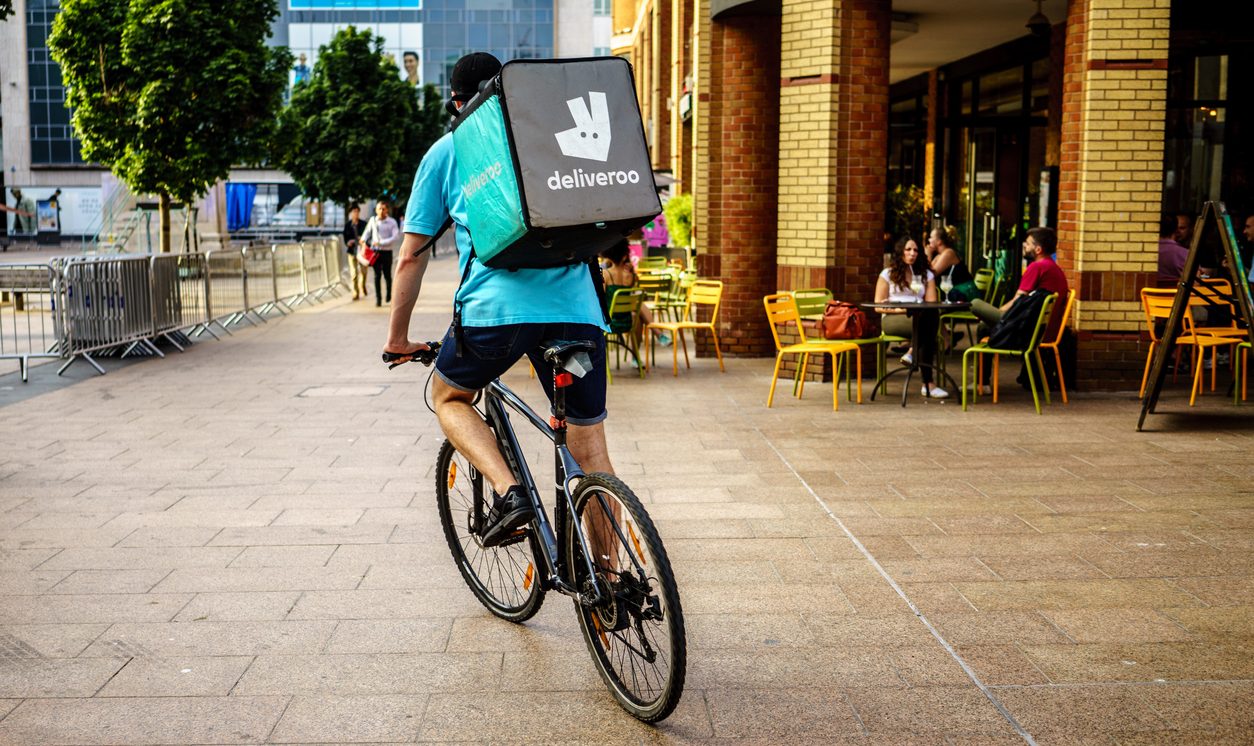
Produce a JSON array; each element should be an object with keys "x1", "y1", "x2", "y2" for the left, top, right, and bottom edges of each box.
[
  {"x1": 962, "y1": 293, "x2": 1057, "y2": 414},
  {"x1": 604, "y1": 288, "x2": 645, "y2": 383},
  {"x1": 1037, "y1": 289, "x2": 1075, "y2": 404},
  {"x1": 763, "y1": 293, "x2": 861, "y2": 411},
  {"x1": 646, "y1": 280, "x2": 726, "y2": 376},
  {"x1": 1139, "y1": 288, "x2": 1241, "y2": 406},
  {"x1": 636, "y1": 256, "x2": 668, "y2": 271}
]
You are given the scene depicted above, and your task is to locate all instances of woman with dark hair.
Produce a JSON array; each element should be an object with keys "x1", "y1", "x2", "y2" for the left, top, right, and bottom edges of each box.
[{"x1": 874, "y1": 236, "x2": 947, "y2": 399}]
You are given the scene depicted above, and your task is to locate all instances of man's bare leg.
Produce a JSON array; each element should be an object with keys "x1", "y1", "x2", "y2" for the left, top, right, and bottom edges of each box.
[
  {"x1": 567, "y1": 421, "x2": 619, "y2": 566},
  {"x1": 431, "y1": 376, "x2": 515, "y2": 494},
  {"x1": 567, "y1": 421, "x2": 613, "y2": 476}
]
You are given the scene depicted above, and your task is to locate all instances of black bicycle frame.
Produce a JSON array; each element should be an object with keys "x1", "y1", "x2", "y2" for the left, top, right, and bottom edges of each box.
[{"x1": 480, "y1": 377, "x2": 605, "y2": 605}]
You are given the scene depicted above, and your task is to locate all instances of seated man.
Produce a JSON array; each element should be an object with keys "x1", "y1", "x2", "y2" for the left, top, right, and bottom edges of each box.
[
  {"x1": 971, "y1": 226, "x2": 1069, "y2": 328},
  {"x1": 969, "y1": 226, "x2": 1070, "y2": 391},
  {"x1": 1157, "y1": 214, "x2": 1189, "y2": 287}
]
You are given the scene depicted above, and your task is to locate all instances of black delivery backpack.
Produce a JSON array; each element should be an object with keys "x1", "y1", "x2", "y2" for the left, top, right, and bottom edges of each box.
[{"x1": 450, "y1": 57, "x2": 662, "y2": 270}]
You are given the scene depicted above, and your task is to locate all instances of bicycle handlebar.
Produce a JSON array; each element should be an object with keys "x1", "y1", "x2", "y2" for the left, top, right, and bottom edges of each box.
[{"x1": 382, "y1": 341, "x2": 441, "y2": 369}]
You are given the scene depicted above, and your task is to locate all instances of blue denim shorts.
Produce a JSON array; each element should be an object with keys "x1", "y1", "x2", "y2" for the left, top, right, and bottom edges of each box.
[{"x1": 434, "y1": 322, "x2": 608, "y2": 425}]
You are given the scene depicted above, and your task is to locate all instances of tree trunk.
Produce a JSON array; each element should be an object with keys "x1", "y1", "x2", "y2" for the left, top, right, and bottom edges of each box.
[{"x1": 159, "y1": 191, "x2": 172, "y2": 253}]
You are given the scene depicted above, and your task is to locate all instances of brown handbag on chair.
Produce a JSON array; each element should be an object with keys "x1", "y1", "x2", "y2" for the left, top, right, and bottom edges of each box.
[{"x1": 818, "y1": 300, "x2": 877, "y2": 340}]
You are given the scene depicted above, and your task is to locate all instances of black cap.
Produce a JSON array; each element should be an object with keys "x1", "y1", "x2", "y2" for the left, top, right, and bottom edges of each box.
[{"x1": 450, "y1": 52, "x2": 502, "y2": 95}]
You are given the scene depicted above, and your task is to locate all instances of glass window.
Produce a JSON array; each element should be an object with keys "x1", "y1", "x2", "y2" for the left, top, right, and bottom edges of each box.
[
  {"x1": 593, "y1": 0, "x2": 611, "y2": 16},
  {"x1": 977, "y1": 66, "x2": 1024, "y2": 117}
]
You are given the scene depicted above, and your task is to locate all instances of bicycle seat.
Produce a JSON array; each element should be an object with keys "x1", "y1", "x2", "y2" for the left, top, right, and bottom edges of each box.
[{"x1": 542, "y1": 339, "x2": 596, "y2": 364}]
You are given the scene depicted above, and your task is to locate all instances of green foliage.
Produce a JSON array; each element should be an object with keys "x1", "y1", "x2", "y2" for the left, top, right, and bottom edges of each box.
[
  {"x1": 49, "y1": 0, "x2": 291, "y2": 250},
  {"x1": 275, "y1": 26, "x2": 446, "y2": 217},
  {"x1": 662, "y1": 193, "x2": 692, "y2": 248},
  {"x1": 887, "y1": 184, "x2": 928, "y2": 244}
]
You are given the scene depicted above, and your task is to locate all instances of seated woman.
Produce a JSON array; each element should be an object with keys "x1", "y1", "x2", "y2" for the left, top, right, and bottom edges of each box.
[
  {"x1": 600, "y1": 240, "x2": 668, "y2": 344},
  {"x1": 926, "y1": 225, "x2": 978, "y2": 301},
  {"x1": 875, "y1": 236, "x2": 947, "y2": 399},
  {"x1": 926, "y1": 224, "x2": 976, "y2": 350}
]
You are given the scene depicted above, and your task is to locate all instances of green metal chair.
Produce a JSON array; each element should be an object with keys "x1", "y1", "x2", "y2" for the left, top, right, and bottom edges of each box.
[
  {"x1": 940, "y1": 267, "x2": 995, "y2": 352},
  {"x1": 636, "y1": 256, "x2": 669, "y2": 271},
  {"x1": 604, "y1": 288, "x2": 645, "y2": 382},
  {"x1": 636, "y1": 270, "x2": 677, "y2": 322},
  {"x1": 961, "y1": 292, "x2": 1058, "y2": 414}
]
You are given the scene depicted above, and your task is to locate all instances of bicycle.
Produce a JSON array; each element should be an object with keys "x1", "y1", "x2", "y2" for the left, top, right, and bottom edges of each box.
[{"x1": 386, "y1": 339, "x2": 686, "y2": 722}]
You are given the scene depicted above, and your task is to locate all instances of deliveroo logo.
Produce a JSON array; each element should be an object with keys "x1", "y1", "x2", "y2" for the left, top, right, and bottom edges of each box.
[{"x1": 555, "y1": 91, "x2": 612, "y2": 162}]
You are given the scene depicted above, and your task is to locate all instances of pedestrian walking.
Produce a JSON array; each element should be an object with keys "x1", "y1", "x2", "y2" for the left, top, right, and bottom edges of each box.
[
  {"x1": 361, "y1": 200, "x2": 400, "y2": 306},
  {"x1": 343, "y1": 205, "x2": 368, "y2": 300}
]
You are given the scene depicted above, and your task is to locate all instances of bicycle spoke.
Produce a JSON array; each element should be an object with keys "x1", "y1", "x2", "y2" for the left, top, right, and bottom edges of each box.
[
  {"x1": 436, "y1": 440, "x2": 543, "y2": 623},
  {"x1": 568, "y1": 474, "x2": 686, "y2": 721}
]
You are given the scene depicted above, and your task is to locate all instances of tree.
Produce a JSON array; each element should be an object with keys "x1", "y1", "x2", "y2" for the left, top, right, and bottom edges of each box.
[
  {"x1": 1, "y1": 1, "x2": 14, "y2": 21},
  {"x1": 49, "y1": 0, "x2": 291, "y2": 252},
  {"x1": 275, "y1": 26, "x2": 446, "y2": 219}
]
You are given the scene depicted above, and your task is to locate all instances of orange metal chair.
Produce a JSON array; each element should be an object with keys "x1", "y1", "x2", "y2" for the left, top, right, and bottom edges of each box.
[
  {"x1": 763, "y1": 293, "x2": 861, "y2": 410},
  {"x1": 1139, "y1": 288, "x2": 1241, "y2": 406},
  {"x1": 646, "y1": 280, "x2": 726, "y2": 376},
  {"x1": 1037, "y1": 289, "x2": 1075, "y2": 404}
]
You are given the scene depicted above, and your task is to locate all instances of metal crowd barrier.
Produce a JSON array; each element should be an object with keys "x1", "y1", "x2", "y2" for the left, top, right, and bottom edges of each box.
[
  {"x1": 203, "y1": 248, "x2": 250, "y2": 333},
  {"x1": 242, "y1": 245, "x2": 283, "y2": 318},
  {"x1": 273, "y1": 244, "x2": 306, "y2": 309},
  {"x1": 0, "y1": 263, "x2": 63, "y2": 381},
  {"x1": 151, "y1": 253, "x2": 212, "y2": 348},
  {"x1": 2, "y1": 239, "x2": 347, "y2": 382},
  {"x1": 60, "y1": 255, "x2": 159, "y2": 374}
]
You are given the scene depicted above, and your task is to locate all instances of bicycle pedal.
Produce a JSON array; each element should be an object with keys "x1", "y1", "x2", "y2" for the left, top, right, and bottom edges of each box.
[{"x1": 497, "y1": 528, "x2": 528, "y2": 547}]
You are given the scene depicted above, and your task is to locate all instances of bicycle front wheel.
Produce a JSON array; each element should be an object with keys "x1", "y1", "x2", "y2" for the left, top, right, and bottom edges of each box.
[
  {"x1": 435, "y1": 439, "x2": 545, "y2": 622},
  {"x1": 566, "y1": 473, "x2": 686, "y2": 722}
]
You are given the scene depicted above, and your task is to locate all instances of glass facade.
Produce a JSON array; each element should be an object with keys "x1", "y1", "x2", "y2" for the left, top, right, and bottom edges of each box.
[
  {"x1": 277, "y1": 0, "x2": 555, "y2": 95},
  {"x1": 26, "y1": 0, "x2": 85, "y2": 166},
  {"x1": 19, "y1": 0, "x2": 558, "y2": 167}
]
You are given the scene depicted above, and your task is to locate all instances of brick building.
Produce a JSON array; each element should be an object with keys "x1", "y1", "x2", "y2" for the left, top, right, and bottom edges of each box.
[{"x1": 612, "y1": 0, "x2": 1254, "y2": 389}]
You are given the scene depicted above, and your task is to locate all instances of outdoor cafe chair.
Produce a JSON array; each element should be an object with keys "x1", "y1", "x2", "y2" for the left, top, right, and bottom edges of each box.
[
  {"x1": 1139, "y1": 288, "x2": 1241, "y2": 406},
  {"x1": 1236, "y1": 341, "x2": 1251, "y2": 404},
  {"x1": 962, "y1": 292, "x2": 1057, "y2": 415},
  {"x1": 604, "y1": 287, "x2": 645, "y2": 383},
  {"x1": 646, "y1": 280, "x2": 725, "y2": 376},
  {"x1": 636, "y1": 270, "x2": 677, "y2": 322},
  {"x1": 940, "y1": 267, "x2": 994, "y2": 351},
  {"x1": 636, "y1": 256, "x2": 669, "y2": 271},
  {"x1": 1037, "y1": 289, "x2": 1075, "y2": 404},
  {"x1": 763, "y1": 293, "x2": 861, "y2": 411}
]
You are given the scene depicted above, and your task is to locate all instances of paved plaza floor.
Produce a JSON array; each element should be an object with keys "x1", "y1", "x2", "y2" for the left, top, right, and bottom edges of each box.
[{"x1": 1, "y1": 252, "x2": 1252, "y2": 744}]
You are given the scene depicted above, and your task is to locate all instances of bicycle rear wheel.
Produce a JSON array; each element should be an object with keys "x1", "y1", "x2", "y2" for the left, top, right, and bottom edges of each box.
[
  {"x1": 435, "y1": 439, "x2": 545, "y2": 622},
  {"x1": 567, "y1": 473, "x2": 686, "y2": 722}
]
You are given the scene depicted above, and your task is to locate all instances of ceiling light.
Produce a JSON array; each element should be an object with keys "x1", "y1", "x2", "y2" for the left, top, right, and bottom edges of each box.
[{"x1": 1026, "y1": 0, "x2": 1050, "y2": 37}]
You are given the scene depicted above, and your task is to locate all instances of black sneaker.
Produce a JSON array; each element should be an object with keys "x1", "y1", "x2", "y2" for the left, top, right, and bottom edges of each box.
[{"x1": 480, "y1": 485, "x2": 534, "y2": 548}]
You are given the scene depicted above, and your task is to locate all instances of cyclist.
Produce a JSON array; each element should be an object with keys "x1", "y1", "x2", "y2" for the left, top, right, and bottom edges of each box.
[{"x1": 383, "y1": 52, "x2": 613, "y2": 548}]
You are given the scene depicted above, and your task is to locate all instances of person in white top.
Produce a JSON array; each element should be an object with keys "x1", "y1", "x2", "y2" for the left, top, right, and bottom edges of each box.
[
  {"x1": 362, "y1": 201, "x2": 401, "y2": 306},
  {"x1": 874, "y1": 236, "x2": 947, "y2": 399}
]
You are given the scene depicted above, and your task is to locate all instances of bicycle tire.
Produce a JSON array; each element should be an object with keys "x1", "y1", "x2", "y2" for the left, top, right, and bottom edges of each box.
[
  {"x1": 566, "y1": 473, "x2": 686, "y2": 722},
  {"x1": 435, "y1": 439, "x2": 545, "y2": 622}
]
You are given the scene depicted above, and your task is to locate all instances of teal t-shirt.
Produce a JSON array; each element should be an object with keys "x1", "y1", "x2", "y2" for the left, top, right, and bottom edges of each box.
[{"x1": 404, "y1": 133, "x2": 606, "y2": 329}]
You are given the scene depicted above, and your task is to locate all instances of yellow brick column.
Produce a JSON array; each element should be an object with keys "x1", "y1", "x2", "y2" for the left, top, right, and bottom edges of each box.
[
  {"x1": 1058, "y1": 0, "x2": 1171, "y2": 389},
  {"x1": 777, "y1": 0, "x2": 890, "y2": 301}
]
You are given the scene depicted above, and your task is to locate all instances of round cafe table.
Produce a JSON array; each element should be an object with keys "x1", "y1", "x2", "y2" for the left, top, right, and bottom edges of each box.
[{"x1": 859, "y1": 300, "x2": 971, "y2": 407}]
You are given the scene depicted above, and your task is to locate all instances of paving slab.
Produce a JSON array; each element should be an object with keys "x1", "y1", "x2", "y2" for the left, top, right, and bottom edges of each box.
[
  {"x1": 0, "y1": 695, "x2": 289, "y2": 744},
  {"x1": 1, "y1": 252, "x2": 1252, "y2": 742}
]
